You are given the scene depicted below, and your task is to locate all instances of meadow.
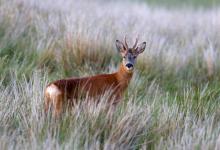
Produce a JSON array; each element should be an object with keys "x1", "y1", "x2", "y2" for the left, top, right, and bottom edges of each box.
[{"x1": 0, "y1": 0, "x2": 220, "y2": 149}]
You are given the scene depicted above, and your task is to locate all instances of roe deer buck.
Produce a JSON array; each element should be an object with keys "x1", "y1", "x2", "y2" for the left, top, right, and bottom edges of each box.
[{"x1": 44, "y1": 37, "x2": 146, "y2": 117}]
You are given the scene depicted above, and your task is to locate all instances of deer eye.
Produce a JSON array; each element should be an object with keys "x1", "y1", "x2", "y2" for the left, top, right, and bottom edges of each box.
[{"x1": 133, "y1": 56, "x2": 136, "y2": 59}]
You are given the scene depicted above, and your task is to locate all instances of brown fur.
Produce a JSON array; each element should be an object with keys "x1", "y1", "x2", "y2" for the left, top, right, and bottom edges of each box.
[{"x1": 44, "y1": 64, "x2": 133, "y2": 117}]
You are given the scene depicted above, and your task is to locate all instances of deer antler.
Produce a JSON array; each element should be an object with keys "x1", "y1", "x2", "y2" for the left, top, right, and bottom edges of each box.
[
  {"x1": 124, "y1": 36, "x2": 129, "y2": 50},
  {"x1": 133, "y1": 38, "x2": 138, "y2": 49}
]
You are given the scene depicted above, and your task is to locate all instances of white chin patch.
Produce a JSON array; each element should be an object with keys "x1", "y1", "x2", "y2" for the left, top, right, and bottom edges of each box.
[{"x1": 126, "y1": 67, "x2": 134, "y2": 71}]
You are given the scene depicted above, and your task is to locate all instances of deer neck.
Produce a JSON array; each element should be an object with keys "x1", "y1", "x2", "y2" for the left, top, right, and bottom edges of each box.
[{"x1": 116, "y1": 63, "x2": 133, "y2": 86}]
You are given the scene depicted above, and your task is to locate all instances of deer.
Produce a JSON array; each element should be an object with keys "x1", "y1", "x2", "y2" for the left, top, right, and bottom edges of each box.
[{"x1": 44, "y1": 37, "x2": 146, "y2": 117}]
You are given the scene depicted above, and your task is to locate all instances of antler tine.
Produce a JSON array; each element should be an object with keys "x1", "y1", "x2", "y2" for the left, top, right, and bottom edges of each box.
[
  {"x1": 133, "y1": 38, "x2": 138, "y2": 49},
  {"x1": 124, "y1": 36, "x2": 129, "y2": 49}
]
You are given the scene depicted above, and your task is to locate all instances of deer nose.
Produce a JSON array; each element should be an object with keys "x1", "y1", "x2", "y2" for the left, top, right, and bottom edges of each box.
[{"x1": 126, "y1": 63, "x2": 133, "y2": 68}]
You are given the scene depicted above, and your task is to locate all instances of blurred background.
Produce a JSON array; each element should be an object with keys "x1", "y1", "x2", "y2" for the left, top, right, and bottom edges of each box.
[{"x1": 146, "y1": 0, "x2": 220, "y2": 7}]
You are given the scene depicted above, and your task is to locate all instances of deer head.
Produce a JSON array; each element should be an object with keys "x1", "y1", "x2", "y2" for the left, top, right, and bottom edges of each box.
[{"x1": 116, "y1": 37, "x2": 146, "y2": 72}]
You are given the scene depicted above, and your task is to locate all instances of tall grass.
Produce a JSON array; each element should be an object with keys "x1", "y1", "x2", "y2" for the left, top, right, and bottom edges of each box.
[{"x1": 0, "y1": 0, "x2": 220, "y2": 149}]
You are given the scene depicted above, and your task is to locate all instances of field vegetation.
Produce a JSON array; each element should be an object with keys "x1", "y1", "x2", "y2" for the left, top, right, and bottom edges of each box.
[{"x1": 0, "y1": 0, "x2": 220, "y2": 149}]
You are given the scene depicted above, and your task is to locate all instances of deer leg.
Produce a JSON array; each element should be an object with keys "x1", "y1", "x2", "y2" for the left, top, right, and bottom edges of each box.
[
  {"x1": 45, "y1": 84, "x2": 63, "y2": 118},
  {"x1": 54, "y1": 94, "x2": 63, "y2": 118},
  {"x1": 111, "y1": 92, "x2": 122, "y2": 106}
]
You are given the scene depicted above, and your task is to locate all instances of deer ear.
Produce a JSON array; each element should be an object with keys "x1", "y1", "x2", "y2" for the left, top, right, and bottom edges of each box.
[
  {"x1": 135, "y1": 42, "x2": 146, "y2": 55},
  {"x1": 116, "y1": 40, "x2": 126, "y2": 53}
]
